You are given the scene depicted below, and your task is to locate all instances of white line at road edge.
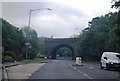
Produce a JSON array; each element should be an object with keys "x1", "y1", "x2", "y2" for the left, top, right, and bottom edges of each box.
[
  {"x1": 73, "y1": 67, "x2": 77, "y2": 70},
  {"x1": 84, "y1": 74, "x2": 93, "y2": 79},
  {"x1": 89, "y1": 67, "x2": 93, "y2": 69},
  {"x1": 69, "y1": 64, "x2": 93, "y2": 79}
]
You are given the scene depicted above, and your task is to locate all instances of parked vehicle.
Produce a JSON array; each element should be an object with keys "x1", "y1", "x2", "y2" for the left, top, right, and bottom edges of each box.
[{"x1": 100, "y1": 52, "x2": 120, "y2": 70}]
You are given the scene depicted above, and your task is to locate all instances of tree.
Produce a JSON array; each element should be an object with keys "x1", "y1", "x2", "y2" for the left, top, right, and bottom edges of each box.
[
  {"x1": 21, "y1": 27, "x2": 40, "y2": 59},
  {"x1": 2, "y1": 18, "x2": 25, "y2": 62},
  {"x1": 2, "y1": 18, "x2": 44, "y2": 62},
  {"x1": 37, "y1": 37, "x2": 46, "y2": 55},
  {"x1": 77, "y1": 12, "x2": 118, "y2": 61},
  {"x1": 111, "y1": 0, "x2": 120, "y2": 53},
  {"x1": 76, "y1": 0, "x2": 120, "y2": 61},
  {"x1": 111, "y1": 0, "x2": 120, "y2": 9},
  {"x1": 56, "y1": 47, "x2": 72, "y2": 59}
]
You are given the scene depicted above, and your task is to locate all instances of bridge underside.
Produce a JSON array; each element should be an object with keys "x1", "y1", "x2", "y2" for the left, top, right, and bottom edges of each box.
[
  {"x1": 51, "y1": 44, "x2": 74, "y2": 60},
  {"x1": 44, "y1": 38, "x2": 79, "y2": 60}
]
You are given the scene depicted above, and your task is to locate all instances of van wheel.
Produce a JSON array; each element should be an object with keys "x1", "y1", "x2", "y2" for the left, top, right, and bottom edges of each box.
[
  {"x1": 100, "y1": 63, "x2": 103, "y2": 69},
  {"x1": 106, "y1": 63, "x2": 109, "y2": 70}
]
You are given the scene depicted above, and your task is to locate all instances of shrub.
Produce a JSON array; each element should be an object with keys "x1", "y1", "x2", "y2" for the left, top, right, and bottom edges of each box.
[{"x1": 4, "y1": 56, "x2": 14, "y2": 62}]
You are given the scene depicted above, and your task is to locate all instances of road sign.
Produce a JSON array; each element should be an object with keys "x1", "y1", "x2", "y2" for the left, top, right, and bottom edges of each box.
[{"x1": 25, "y1": 43, "x2": 30, "y2": 46}]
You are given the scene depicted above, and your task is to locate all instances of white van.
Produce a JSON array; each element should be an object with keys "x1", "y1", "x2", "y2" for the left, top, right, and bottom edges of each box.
[{"x1": 100, "y1": 52, "x2": 120, "y2": 70}]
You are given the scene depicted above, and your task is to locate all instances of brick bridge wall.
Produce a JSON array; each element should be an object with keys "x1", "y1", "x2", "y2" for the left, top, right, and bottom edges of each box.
[{"x1": 44, "y1": 38, "x2": 79, "y2": 59}]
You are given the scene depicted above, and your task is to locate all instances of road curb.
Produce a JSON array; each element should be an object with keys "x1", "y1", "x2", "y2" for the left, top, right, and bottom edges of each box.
[
  {"x1": 2, "y1": 62, "x2": 21, "y2": 80},
  {"x1": 5, "y1": 62, "x2": 21, "y2": 67},
  {"x1": 2, "y1": 66, "x2": 8, "y2": 80},
  {"x1": 39, "y1": 60, "x2": 49, "y2": 63},
  {"x1": 2, "y1": 61, "x2": 49, "y2": 80},
  {"x1": 2, "y1": 61, "x2": 48, "y2": 80}
]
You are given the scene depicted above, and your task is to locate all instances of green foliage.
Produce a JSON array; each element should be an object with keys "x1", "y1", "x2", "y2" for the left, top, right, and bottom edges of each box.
[
  {"x1": 20, "y1": 58, "x2": 47, "y2": 64},
  {"x1": 56, "y1": 47, "x2": 72, "y2": 58},
  {"x1": 77, "y1": 12, "x2": 119, "y2": 61},
  {"x1": 77, "y1": 0, "x2": 120, "y2": 61},
  {"x1": 2, "y1": 19, "x2": 44, "y2": 62},
  {"x1": 2, "y1": 18, "x2": 25, "y2": 61},
  {"x1": 37, "y1": 37, "x2": 45, "y2": 54},
  {"x1": 111, "y1": 0, "x2": 120, "y2": 52},
  {"x1": 21, "y1": 27, "x2": 41, "y2": 59},
  {"x1": 111, "y1": 0, "x2": 120, "y2": 9},
  {"x1": 4, "y1": 56, "x2": 14, "y2": 62}
]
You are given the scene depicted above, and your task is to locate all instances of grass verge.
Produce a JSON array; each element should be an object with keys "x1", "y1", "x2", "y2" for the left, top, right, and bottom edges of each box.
[{"x1": 20, "y1": 58, "x2": 47, "y2": 64}]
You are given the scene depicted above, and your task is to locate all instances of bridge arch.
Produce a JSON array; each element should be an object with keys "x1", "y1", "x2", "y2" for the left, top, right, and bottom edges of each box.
[
  {"x1": 52, "y1": 44, "x2": 74, "y2": 59},
  {"x1": 44, "y1": 38, "x2": 79, "y2": 60}
]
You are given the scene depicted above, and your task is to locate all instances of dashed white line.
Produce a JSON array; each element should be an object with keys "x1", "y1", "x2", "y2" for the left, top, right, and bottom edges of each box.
[
  {"x1": 69, "y1": 64, "x2": 93, "y2": 79},
  {"x1": 89, "y1": 67, "x2": 93, "y2": 69},
  {"x1": 83, "y1": 74, "x2": 93, "y2": 79},
  {"x1": 73, "y1": 67, "x2": 76, "y2": 70},
  {"x1": 69, "y1": 64, "x2": 72, "y2": 67},
  {"x1": 77, "y1": 70, "x2": 83, "y2": 74}
]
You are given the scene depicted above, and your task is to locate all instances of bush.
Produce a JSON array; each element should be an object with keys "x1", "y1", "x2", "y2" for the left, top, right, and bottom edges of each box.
[
  {"x1": 4, "y1": 56, "x2": 14, "y2": 62},
  {"x1": 5, "y1": 51, "x2": 17, "y2": 60}
]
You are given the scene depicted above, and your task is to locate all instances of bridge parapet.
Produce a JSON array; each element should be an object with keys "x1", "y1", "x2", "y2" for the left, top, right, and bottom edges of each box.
[{"x1": 44, "y1": 38, "x2": 79, "y2": 59}]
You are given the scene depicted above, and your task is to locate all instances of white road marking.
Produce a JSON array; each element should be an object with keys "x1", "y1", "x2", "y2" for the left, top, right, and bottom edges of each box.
[
  {"x1": 89, "y1": 67, "x2": 93, "y2": 69},
  {"x1": 69, "y1": 64, "x2": 93, "y2": 79},
  {"x1": 73, "y1": 67, "x2": 76, "y2": 70},
  {"x1": 52, "y1": 60, "x2": 59, "y2": 61},
  {"x1": 83, "y1": 74, "x2": 93, "y2": 79},
  {"x1": 26, "y1": 73, "x2": 32, "y2": 78},
  {"x1": 77, "y1": 70, "x2": 84, "y2": 74},
  {"x1": 69, "y1": 64, "x2": 72, "y2": 68},
  {"x1": 27, "y1": 74, "x2": 31, "y2": 76}
]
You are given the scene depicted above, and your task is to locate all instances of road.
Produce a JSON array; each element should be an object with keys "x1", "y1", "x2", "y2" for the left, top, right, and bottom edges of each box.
[{"x1": 28, "y1": 60, "x2": 119, "y2": 79}]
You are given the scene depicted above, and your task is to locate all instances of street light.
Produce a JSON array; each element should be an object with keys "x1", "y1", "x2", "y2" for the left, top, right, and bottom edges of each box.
[
  {"x1": 26, "y1": 8, "x2": 52, "y2": 59},
  {"x1": 28, "y1": 8, "x2": 52, "y2": 28}
]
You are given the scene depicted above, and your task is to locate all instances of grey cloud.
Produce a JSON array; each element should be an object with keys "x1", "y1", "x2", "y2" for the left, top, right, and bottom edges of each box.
[
  {"x1": 2, "y1": 2, "x2": 85, "y2": 24},
  {"x1": 2, "y1": 2, "x2": 88, "y2": 38}
]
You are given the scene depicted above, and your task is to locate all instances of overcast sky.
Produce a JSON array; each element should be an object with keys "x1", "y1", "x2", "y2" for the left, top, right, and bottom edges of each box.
[{"x1": 1, "y1": 0, "x2": 117, "y2": 38}]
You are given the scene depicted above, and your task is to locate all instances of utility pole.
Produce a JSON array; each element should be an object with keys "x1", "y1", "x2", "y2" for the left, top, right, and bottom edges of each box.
[{"x1": 26, "y1": 8, "x2": 52, "y2": 59}]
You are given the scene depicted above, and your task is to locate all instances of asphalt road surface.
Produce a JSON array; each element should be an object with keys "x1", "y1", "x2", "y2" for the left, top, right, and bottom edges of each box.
[{"x1": 28, "y1": 60, "x2": 120, "y2": 79}]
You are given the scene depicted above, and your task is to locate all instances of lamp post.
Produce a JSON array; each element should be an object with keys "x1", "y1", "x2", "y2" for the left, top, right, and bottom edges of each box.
[
  {"x1": 28, "y1": 8, "x2": 52, "y2": 28},
  {"x1": 26, "y1": 8, "x2": 52, "y2": 59}
]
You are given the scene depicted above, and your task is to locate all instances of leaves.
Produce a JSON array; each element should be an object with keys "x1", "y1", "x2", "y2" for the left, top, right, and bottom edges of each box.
[
  {"x1": 2, "y1": 19, "x2": 44, "y2": 62},
  {"x1": 111, "y1": 0, "x2": 120, "y2": 9},
  {"x1": 77, "y1": 12, "x2": 119, "y2": 61}
]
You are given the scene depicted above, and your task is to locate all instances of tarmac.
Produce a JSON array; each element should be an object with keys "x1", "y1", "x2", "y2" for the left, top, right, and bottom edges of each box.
[{"x1": 6, "y1": 63, "x2": 45, "y2": 79}]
